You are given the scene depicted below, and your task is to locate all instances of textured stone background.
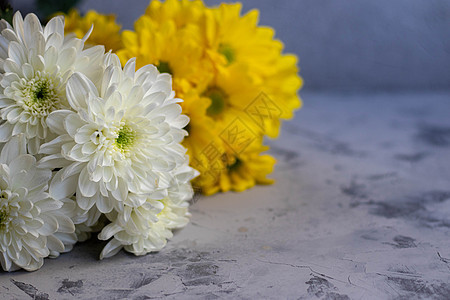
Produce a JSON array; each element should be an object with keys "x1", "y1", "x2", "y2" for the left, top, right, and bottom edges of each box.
[
  {"x1": 12, "y1": 0, "x2": 450, "y2": 91},
  {"x1": 1, "y1": 92, "x2": 450, "y2": 299}
]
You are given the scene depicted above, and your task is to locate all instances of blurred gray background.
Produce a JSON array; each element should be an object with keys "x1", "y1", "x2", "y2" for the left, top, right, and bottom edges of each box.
[{"x1": 11, "y1": 0, "x2": 450, "y2": 92}]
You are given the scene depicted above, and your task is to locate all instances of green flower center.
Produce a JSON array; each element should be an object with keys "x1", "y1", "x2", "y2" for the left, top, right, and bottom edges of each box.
[
  {"x1": 115, "y1": 125, "x2": 136, "y2": 151},
  {"x1": 23, "y1": 76, "x2": 59, "y2": 116},
  {"x1": 156, "y1": 61, "x2": 172, "y2": 75},
  {"x1": 218, "y1": 43, "x2": 235, "y2": 65},
  {"x1": 204, "y1": 87, "x2": 227, "y2": 116}
]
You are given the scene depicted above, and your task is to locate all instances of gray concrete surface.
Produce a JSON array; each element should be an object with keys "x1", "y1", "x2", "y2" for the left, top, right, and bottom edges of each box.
[
  {"x1": 11, "y1": 0, "x2": 450, "y2": 91},
  {"x1": 1, "y1": 91, "x2": 450, "y2": 299}
]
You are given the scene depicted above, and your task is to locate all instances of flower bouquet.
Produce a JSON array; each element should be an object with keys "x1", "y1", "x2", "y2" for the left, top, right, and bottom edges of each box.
[{"x1": 0, "y1": 0, "x2": 301, "y2": 271}]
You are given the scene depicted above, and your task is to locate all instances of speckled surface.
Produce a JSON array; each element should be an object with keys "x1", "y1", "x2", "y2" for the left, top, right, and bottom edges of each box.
[{"x1": 1, "y1": 91, "x2": 450, "y2": 299}]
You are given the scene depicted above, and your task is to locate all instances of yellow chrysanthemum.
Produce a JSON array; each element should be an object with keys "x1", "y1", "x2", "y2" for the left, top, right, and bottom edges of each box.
[
  {"x1": 63, "y1": 9, "x2": 123, "y2": 51},
  {"x1": 118, "y1": 5, "x2": 212, "y2": 97},
  {"x1": 203, "y1": 3, "x2": 303, "y2": 137},
  {"x1": 115, "y1": 0, "x2": 301, "y2": 195},
  {"x1": 199, "y1": 145, "x2": 276, "y2": 195},
  {"x1": 204, "y1": 3, "x2": 282, "y2": 76},
  {"x1": 201, "y1": 65, "x2": 262, "y2": 131}
]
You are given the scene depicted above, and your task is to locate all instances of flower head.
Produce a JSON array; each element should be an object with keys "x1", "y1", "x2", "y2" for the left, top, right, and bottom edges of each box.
[
  {"x1": 0, "y1": 135, "x2": 75, "y2": 271},
  {"x1": 0, "y1": 12, "x2": 104, "y2": 153},
  {"x1": 41, "y1": 53, "x2": 192, "y2": 226},
  {"x1": 99, "y1": 164, "x2": 196, "y2": 259},
  {"x1": 118, "y1": 1, "x2": 213, "y2": 97},
  {"x1": 203, "y1": 3, "x2": 302, "y2": 137},
  {"x1": 211, "y1": 146, "x2": 275, "y2": 194}
]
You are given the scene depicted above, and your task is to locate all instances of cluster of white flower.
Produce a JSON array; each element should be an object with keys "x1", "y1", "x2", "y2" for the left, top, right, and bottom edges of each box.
[{"x1": 0, "y1": 12, "x2": 197, "y2": 271}]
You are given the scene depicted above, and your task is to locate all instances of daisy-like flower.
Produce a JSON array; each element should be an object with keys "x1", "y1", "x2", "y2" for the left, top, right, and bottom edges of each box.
[
  {"x1": 0, "y1": 135, "x2": 75, "y2": 271},
  {"x1": 63, "y1": 9, "x2": 123, "y2": 52},
  {"x1": 40, "y1": 53, "x2": 191, "y2": 225},
  {"x1": 99, "y1": 164, "x2": 196, "y2": 259},
  {"x1": 0, "y1": 12, "x2": 104, "y2": 154}
]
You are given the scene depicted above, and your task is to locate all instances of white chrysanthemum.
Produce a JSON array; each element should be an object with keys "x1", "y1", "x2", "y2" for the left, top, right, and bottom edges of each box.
[
  {"x1": 73, "y1": 206, "x2": 108, "y2": 242},
  {"x1": 0, "y1": 135, "x2": 75, "y2": 271},
  {"x1": 0, "y1": 12, "x2": 104, "y2": 153},
  {"x1": 99, "y1": 164, "x2": 196, "y2": 259},
  {"x1": 40, "y1": 54, "x2": 190, "y2": 226}
]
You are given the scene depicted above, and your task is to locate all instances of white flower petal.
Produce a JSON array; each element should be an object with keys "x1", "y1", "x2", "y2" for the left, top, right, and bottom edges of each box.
[
  {"x1": 9, "y1": 154, "x2": 35, "y2": 176},
  {"x1": 78, "y1": 167, "x2": 98, "y2": 197},
  {"x1": 43, "y1": 16, "x2": 64, "y2": 40},
  {"x1": 123, "y1": 57, "x2": 136, "y2": 78},
  {"x1": 37, "y1": 214, "x2": 58, "y2": 235},
  {"x1": 0, "y1": 122, "x2": 13, "y2": 142},
  {"x1": 46, "y1": 235, "x2": 65, "y2": 254},
  {"x1": 23, "y1": 14, "x2": 43, "y2": 52},
  {"x1": 64, "y1": 113, "x2": 85, "y2": 138},
  {"x1": 57, "y1": 47, "x2": 77, "y2": 72},
  {"x1": 110, "y1": 177, "x2": 127, "y2": 203},
  {"x1": 47, "y1": 110, "x2": 73, "y2": 135},
  {"x1": 98, "y1": 223, "x2": 123, "y2": 241},
  {"x1": 0, "y1": 134, "x2": 26, "y2": 164},
  {"x1": 39, "y1": 135, "x2": 72, "y2": 155},
  {"x1": 54, "y1": 215, "x2": 75, "y2": 233},
  {"x1": 77, "y1": 192, "x2": 97, "y2": 211},
  {"x1": 99, "y1": 238, "x2": 123, "y2": 260},
  {"x1": 96, "y1": 194, "x2": 114, "y2": 213},
  {"x1": 49, "y1": 168, "x2": 78, "y2": 200},
  {"x1": 0, "y1": 252, "x2": 13, "y2": 271},
  {"x1": 66, "y1": 72, "x2": 99, "y2": 110},
  {"x1": 8, "y1": 41, "x2": 27, "y2": 66},
  {"x1": 37, "y1": 153, "x2": 72, "y2": 169}
]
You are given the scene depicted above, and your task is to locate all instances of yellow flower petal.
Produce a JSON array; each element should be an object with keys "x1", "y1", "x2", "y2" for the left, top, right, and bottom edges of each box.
[{"x1": 63, "y1": 9, "x2": 123, "y2": 52}]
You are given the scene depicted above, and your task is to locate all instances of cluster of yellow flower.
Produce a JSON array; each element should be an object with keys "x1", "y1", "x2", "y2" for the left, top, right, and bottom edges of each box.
[{"x1": 64, "y1": 0, "x2": 302, "y2": 195}]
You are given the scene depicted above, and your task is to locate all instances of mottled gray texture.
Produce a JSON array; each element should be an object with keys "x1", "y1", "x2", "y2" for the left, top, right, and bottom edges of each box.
[
  {"x1": 1, "y1": 91, "x2": 450, "y2": 299},
  {"x1": 11, "y1": 0, "x2": 450, "y2": 91}
]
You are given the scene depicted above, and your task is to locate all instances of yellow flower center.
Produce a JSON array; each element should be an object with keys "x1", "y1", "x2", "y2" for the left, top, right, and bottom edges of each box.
[
  {"x1": 156, "y1": 61, "x2": 172, "y2": 75},
  {"x1": 204, "y1": 87, "x2": 227, "y2": 116},
  {"x1": 218, "y1": 43, "x2": 235, "y2": 65},
  {"x1": 115, "y1": 124, "x2": 136, "y2": 152}
]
